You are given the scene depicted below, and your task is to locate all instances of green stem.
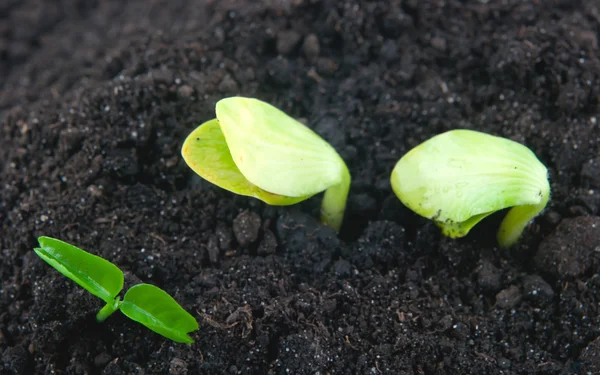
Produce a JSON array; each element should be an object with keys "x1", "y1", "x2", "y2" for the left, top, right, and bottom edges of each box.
[
  {"x1": 320, "y1": 161, "x2": 351, "y2": 233},
  {"x1": 96, "y1": 297, "x2": 121, "y2": 322},
  {"x1": 496, "y1": 179, "x2": 550, "y2": 248}
]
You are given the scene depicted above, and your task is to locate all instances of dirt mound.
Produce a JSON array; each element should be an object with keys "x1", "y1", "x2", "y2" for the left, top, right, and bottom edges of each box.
[{"x1": 2, "y1": 1, "x2": 600, "y2": 374}]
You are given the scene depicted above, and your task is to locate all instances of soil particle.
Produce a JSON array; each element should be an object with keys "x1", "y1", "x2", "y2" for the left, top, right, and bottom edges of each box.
[
  {"x1": 215, "y1": 221, "x2": 234, "y2": 251},
  {"x1": 581, "y1": 155, "x2": 600, "y2": 188},
  {"x1": 267, "y1": 56, "x2": 295, "y2": 87},
  {"x1": 430, "y1": 36, "x2": 447, "y2": 52},
  {"x1": 177, "y1": 85, "x2": 194, "y2": 98},
  {"x1": 94, "y1": 352, "x2": 112, "y2": 368},
  {"x1": 534, "y1": 216, "x2": 600, "y2": 278},
  {"x1": 169, "y1": 358, "x2": 189, "y2": 375},
  {"x1": 477, "y1": 260, "x2": 502, "y2": 293},
  {"x1": 207, "y1": 235, "x2": 220, "y2": 264},
  {"x1": 437, "y1": 314, "x2": 454, "y2": 331},
  {"x1": 495, "y1": 285, "x2": 523, "y2": 309},
  {"x1": 233, "y1": 210, "x2": 262, "y2": 247},
  {"x1": 302, "y1": 33, "x2": 320, "y2": 61},
  {"x1": 218, "y1": 74, "x2": 239, "y2": 93},
  {"x1": 257, "y1": 229, "x2": 277, "y2": 255},
  {"x1": 332, "y1": 259, "x2": 352, "y2": 277},
  {"x1": 276, "y1": 30, "x2": 302, "y2": 55},
  {"x1": 522, "y1": 274, "x2": 555, "y2": 305}
]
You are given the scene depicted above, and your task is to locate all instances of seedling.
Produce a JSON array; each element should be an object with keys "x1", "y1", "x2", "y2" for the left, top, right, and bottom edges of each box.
[
  {"x1": 34, "y1": 236, "x2": 198, "y2": 343},
  {"x1": 390, "y1": 129, "x2": 550, "y2": 247},
  {"x1": 181, "y1": 97, "x2": 350, "y2": 232}
]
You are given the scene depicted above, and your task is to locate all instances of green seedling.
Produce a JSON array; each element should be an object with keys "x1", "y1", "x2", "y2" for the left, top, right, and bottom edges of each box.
[
  {"x1": 181, "y1": 97, "x2": 350, "y2": 232},
  {"x1": 390, "y1": 129, "x2": 550, "y2": 247},
  {"x1": 34, "y1": 236, "x2": 198, "y2": 343}
]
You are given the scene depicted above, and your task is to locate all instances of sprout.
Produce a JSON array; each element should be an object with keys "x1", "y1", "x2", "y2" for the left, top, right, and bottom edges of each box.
[
  {"x1": 181, "y1": 97, "x2": 350, "y2": 232},
  {"x1": 390, "y1": 129, "x2": 550, "y2": 247},
  {"x1": 34, "y1": 236, "x2": 198, "y2": 343}
]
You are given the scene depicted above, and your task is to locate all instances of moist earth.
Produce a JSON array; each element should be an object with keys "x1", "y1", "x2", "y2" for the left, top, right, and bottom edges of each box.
[{"x1": 2, "y1": 0, "x2": 600, "y2": 374}]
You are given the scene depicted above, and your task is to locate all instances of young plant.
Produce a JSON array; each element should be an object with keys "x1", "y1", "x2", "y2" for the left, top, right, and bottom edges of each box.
[
  {"x1": 390, "y1": 129, "x2": 550, "y2": 247},
  {"x1": 34, "y1": 236, "x2": 198, "y2": 343},
  {"x1": 181, "y1": 97, "x2": 350, "y2": 232}
]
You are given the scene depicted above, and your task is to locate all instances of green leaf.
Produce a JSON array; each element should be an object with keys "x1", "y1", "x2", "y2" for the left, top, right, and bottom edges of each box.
[
  {"x1": 390, "y1": 129, "x2": 549, "y2": 241},
  {"x1": 181, "y1": 118, "x2": 309, "y2": 206},
  {"x1": 215, "y1": 97, "x2": 345, "y2": 197},
  {"x1": 34, "y1": 236, "x2": 123, "y2": 303},
  {"x1": 181, "y1": 97, "x2": 352, "y2": 232},
  {"x1": 120, "y1": 284, "x2": 198, "y2": 344}
]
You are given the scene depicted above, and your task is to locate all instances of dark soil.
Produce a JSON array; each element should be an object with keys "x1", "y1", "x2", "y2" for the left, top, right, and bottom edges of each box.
[{"x1": 2, "y1": 0, "x2": 600, "y2": 374}]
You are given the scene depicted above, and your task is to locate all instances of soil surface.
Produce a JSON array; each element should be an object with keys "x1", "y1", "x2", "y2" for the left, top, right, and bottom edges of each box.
[{"x1": 2, "y1": 0, "x2": 600, "y2": 374}]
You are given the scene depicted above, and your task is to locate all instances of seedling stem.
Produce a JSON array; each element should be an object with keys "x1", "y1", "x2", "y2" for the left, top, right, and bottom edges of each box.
[
  {"x1": 321, "y1": 162, "x2": 351, "y2": 231},
  {"x1": 96, "y1": 298, "x2": 121, "y2": 322}
]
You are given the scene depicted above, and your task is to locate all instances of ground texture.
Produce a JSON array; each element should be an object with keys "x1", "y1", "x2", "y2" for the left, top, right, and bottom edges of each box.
[{"x1": 2, "y1": 0, "x2": 600, "y2": 374}]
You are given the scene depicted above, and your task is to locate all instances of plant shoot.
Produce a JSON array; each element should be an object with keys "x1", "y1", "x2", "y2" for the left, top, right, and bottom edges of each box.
[
  {"x1": 181, "y1": 97, "x2": 350, "y2": 232},
  {"x1": 34, "y1": 236, "x2": 198, "y2": 343},
  {"x1": 390, "y1": 129, "x2": 550, "y2": 247}
]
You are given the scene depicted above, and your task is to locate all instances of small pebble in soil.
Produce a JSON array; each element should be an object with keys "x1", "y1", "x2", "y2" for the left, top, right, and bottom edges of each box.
[
  {"x1": 316, "y1": 57, "x2": 338, "y2": 76},
  {"x1": 277, "y1": 30, "x2": 301, "y2": 55},
  {"x1": 94, "y1": 352, "x2": 112, "y2": 367},
  {"x1": 218, "y1": 74, "x2": 238, "y2": 92},
  {"x1": 522, "y1": 275, "x2": 554, "y2": 305},
  {"x1": 233, "y1": 210, "x2": 262, "y2": 246},
  {"x1": 177, "y1": 85, "x2": 193, "y2": 97},
  {"x1": 207, "y1": 235, "x2": 220, "y2": 264},
  {"x1": 543, "y1": 210, "x2": 562, "y2": 225},
  {"x1": 430, "y1": 36, "x2": 447, "y2": 51},
  {"x1": 151, "y1": 68, "x2": 173, "y2": 84},
  {"x1": 333, "y1": 259, "x2": 352, "y2": 277},
  {"x1": 257, "y1": 229, "x2": 277, "y2": 255},
  {"x1": 477, "y1": 260, "x2": 502, "y2": 292},
  {"x1": 267, "y1": 56, "x2": 294, "y2": 86},
  {"x1": 302, "y1": 34, "x2": 320, "y2": 61},
  {"x1": 215, "y1": 221, "x2": 233, "y2": 250},
  {"x1": 495, "y1": 285, "x2": 522, "y2": 309},
  {"x1": 87, "y1": 184, "x2": 104, "y2": 198}
]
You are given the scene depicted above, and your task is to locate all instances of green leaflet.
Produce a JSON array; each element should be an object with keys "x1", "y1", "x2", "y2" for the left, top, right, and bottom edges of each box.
[
  {"x1": 120, "y1": 284, "x2": 198, "y2": 344},
  {"x1": 181, "y1": 97, "x2": 351, "y2": 232},
  {"x1": 215, "y1": 97, "x2": 345, "y2": 197},
  {"x1": 35, "y1": 236, "x2": 123, "y2": 303},
  {"x1": 181, "y1": 119, "x2": 308, "y2": 205},
  {"x1": 391, "y1": 129, "x2": 550, "y2": 246}
]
